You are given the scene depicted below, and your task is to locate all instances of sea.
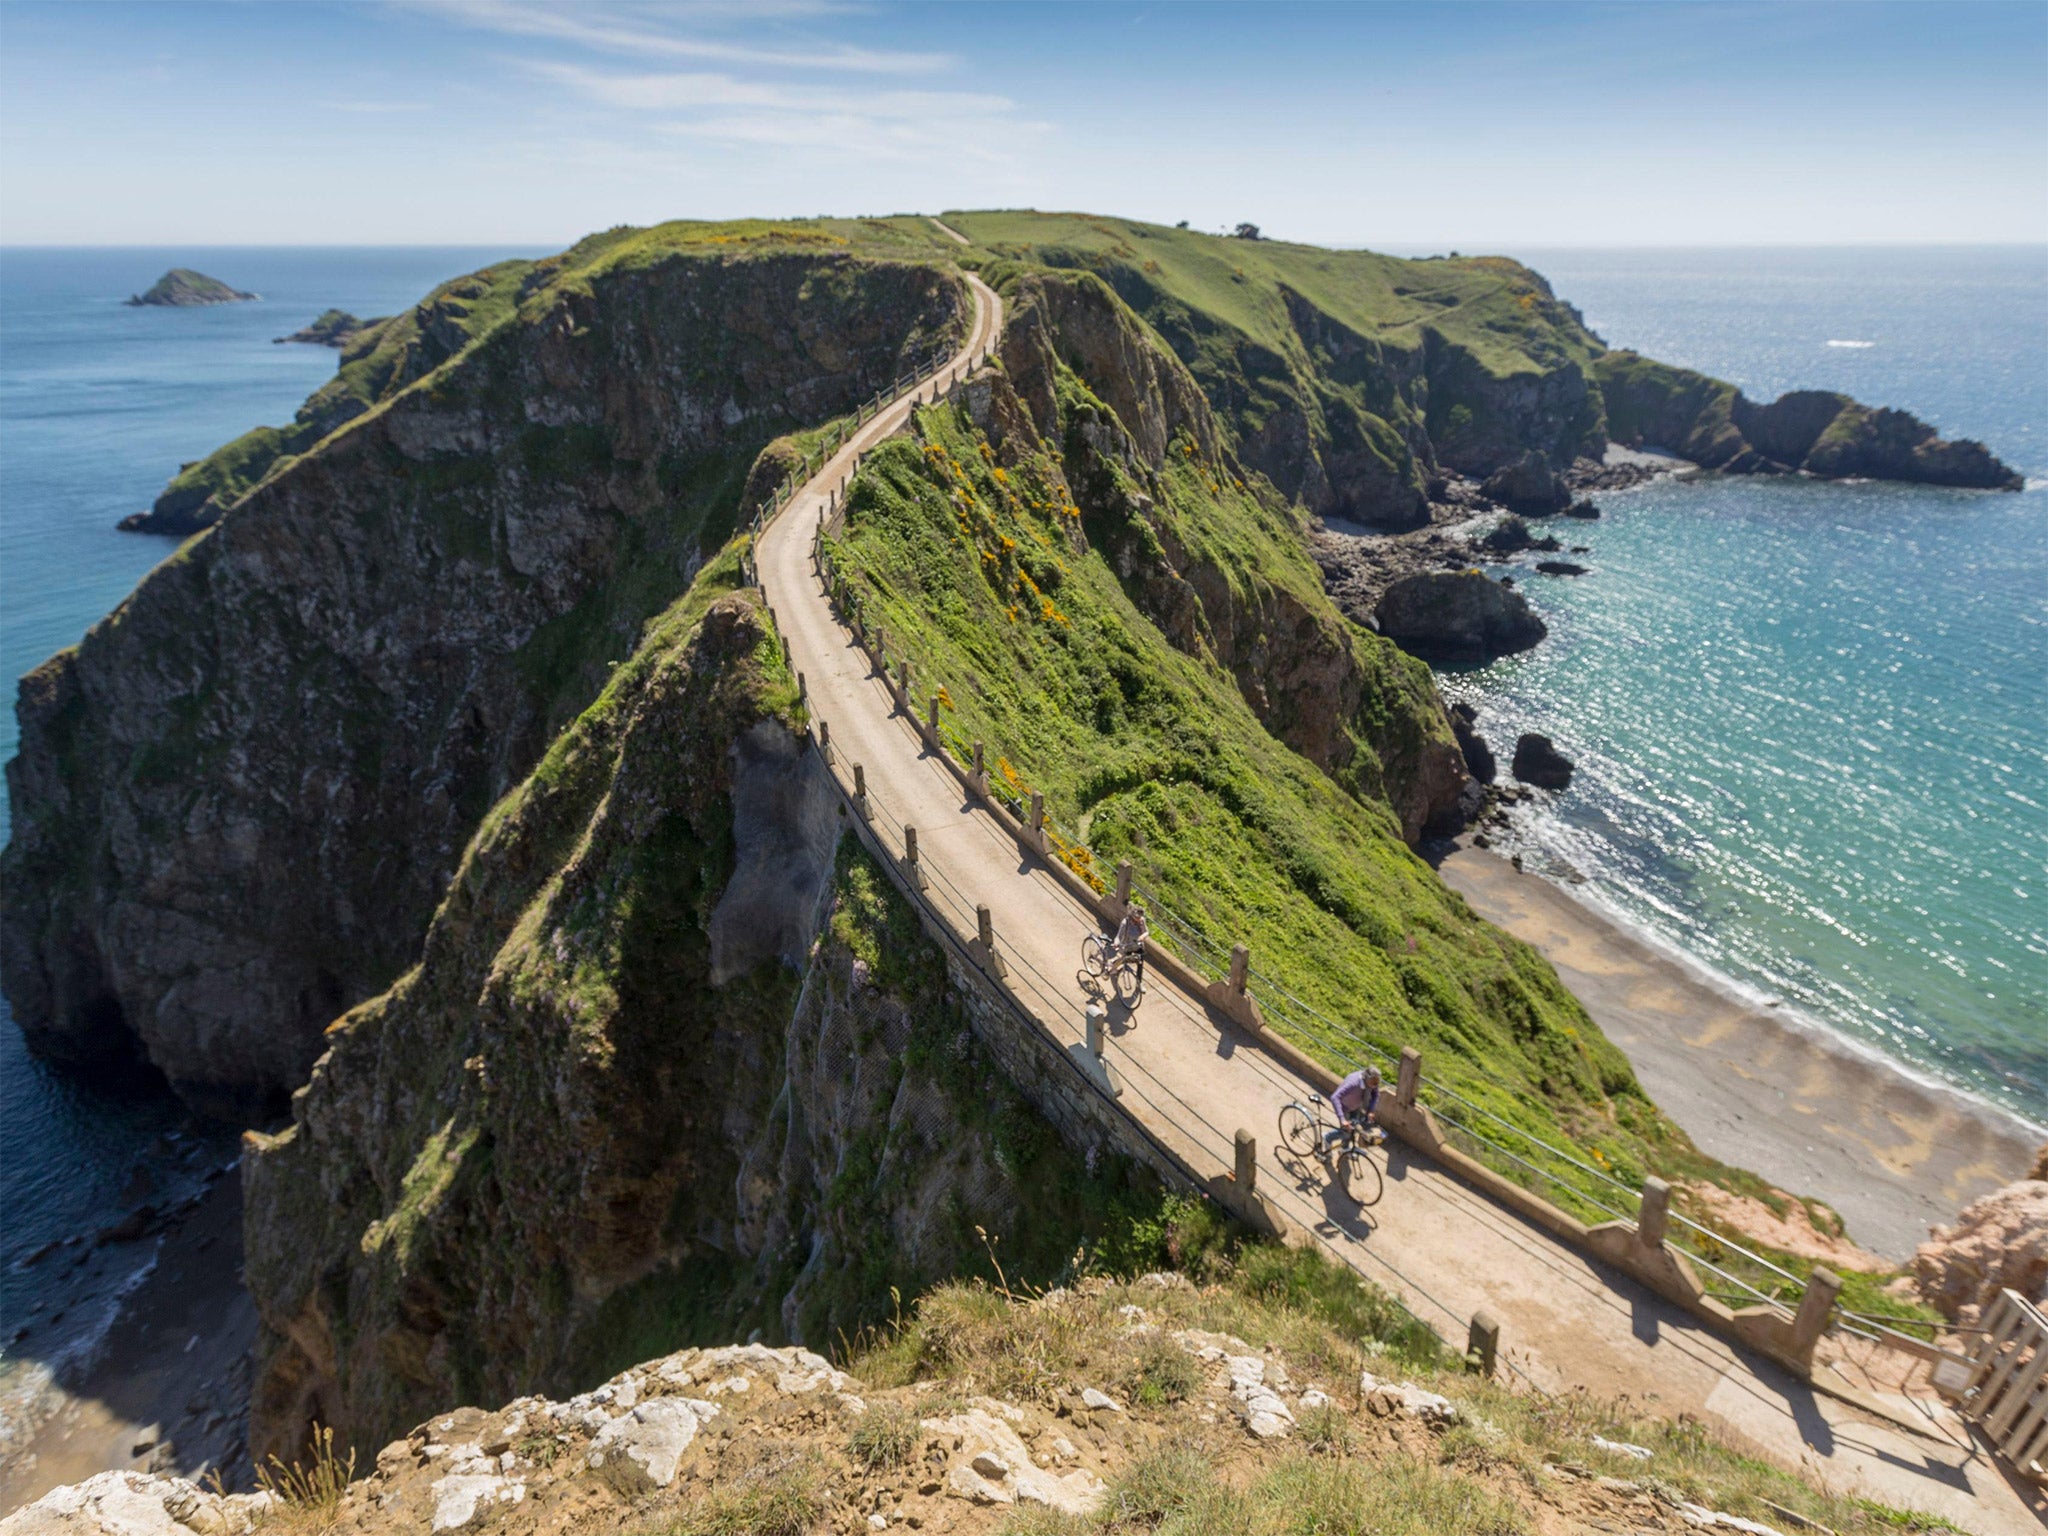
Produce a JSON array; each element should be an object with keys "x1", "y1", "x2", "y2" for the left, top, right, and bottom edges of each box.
[
  {"x1": 0, "y1": 245, "x2": 2042, "y2": 1454},
  {"x1": 1437, "y1": 246, "x2": 2048, "y2": 1135}
]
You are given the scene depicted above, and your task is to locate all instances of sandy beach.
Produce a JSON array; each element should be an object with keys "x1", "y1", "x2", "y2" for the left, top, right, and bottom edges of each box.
[
  {"x1": 0, "y1": 1170, "x2": 255, "y2": 1515},
  {"x1": 1438, "y1": 842, "x2": 2042, "y2": 1261}
]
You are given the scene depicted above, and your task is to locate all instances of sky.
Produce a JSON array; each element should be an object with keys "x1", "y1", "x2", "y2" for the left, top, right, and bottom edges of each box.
[{"x1": 1, "y1": 0, "x2": 2044, "y2": 250}]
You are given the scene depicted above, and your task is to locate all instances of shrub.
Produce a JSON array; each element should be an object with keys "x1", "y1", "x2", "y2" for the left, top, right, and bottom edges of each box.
[{"x1": 846, "y1": 1402, "x2": 921, "y2": 1472}]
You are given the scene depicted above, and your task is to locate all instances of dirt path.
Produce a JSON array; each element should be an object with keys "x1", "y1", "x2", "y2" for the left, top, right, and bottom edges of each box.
[{"x1": 755, "y1": 274, "x2": 2044, "y2": 1535}]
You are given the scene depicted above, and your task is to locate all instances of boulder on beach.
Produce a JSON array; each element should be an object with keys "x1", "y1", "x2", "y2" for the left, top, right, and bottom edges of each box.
[
  {"x1": 126, "y1": 269, "x2": 257, "y2": 307},
  {"x1": 1374, "y1": 572, "x2": 1546, "y2": 663},
  {"x1": 1511, "y1": 733, "x2": 1574, "y2": 790},
  {"x1": 1482, "y1": 450, "x2": 1572, "y2": 516}
]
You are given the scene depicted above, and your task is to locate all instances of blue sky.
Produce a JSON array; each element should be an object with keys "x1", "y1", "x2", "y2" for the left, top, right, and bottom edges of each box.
[{"x1": 2, "y1": 0, "x2": 2043, "y2": 248}]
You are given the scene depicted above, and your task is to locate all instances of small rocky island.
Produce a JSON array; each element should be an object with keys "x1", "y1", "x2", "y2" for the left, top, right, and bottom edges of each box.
[
  {"x1": 274, "y1": 308, "x2": 374, "y2": 347},
  {"x1": 126, "y1": 268, "x2": 257, "y2": 307}
]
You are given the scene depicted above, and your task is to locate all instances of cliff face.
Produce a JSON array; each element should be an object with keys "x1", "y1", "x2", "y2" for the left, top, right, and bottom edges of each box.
[
  {"x1": 3, "y1": 248, "x2": 967, "y2": 1111},
  {"x1": 241, "y1": 580, "x2": 1157, "y2": 1461},
  {"x1": 999, "y1": 271, "x2": 1467, "y2": 841}
]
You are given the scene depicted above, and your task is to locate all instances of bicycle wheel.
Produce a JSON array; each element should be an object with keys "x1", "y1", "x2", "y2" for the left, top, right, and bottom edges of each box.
[
  {"x1": 1112, "y1": 961, "x2": 1144, "y2": 1007},
  {"x1": 1080, "y1": 934, "x2": 1107, "y2": 979},
  {"x1": 1342, "y1": 1144, "x2": 1384, "y2": 1207},
  {"x1": 1277, "y1": 1102, "x2": 1320, "y2": 1161}
]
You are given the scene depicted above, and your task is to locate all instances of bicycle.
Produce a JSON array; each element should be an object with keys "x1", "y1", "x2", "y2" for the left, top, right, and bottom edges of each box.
[
  {"x1": 1080, "y1": 930, "x2": 1145, "y2": 1007},
  {"x1": 1277, "y1": 1097, "x2": 1385, "y2": 1207}
]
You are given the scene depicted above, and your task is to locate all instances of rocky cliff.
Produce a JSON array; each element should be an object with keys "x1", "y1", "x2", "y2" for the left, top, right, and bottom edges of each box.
[
  {"x1": 997, "y1": 270, "x2": 1467, "y2": 839},
  {"x1": 239, "y1": 574, "x2": 1162, "y2": 1461},
  {"x1": 1596, "y1": 352, "x2": 2022, "y2": 490},
  {"x1": 5, "y1": 238, "x2": 967, "y2": 1111}
]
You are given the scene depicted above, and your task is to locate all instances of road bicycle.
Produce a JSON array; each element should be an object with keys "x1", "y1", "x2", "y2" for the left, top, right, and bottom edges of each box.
[
  {"x1": 1277, "y1": 1096, "x2": 1385, "y2": 1207},
  {"x1": 1079, "y1": 930, "x2": 1145, "y2": 1007}
]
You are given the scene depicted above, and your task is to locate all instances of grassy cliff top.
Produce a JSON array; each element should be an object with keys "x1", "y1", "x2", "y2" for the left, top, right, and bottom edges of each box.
[{"x1": 938, "y1": 209, "x2": 1603, "y2": 379}]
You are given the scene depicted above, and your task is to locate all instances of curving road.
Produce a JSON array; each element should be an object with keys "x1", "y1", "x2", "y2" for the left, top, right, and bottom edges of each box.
[{"x1": 754, "y1": 274, "x2": 2042, "y2": 1534}]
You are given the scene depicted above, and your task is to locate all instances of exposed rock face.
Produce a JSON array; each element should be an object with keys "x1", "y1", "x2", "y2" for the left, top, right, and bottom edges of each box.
[
  {"x1": 1449, "y1": 702, "x2": 1496, "y2": 784},
  {"x1": 1596, "y1": 355, "x2": 2022, "y2": 491},
  {"x1": 1374, "y1": 572, "x2": 1546, "y2": 664},
  {"x1": 240, "y1": 588, "x2": 1158, "y2": 1460},
  {"x1": 0, "y1": 1472, "x2": 272, "y2": 1535},
  {"x1": 126, "y1": 269, "x2": 256, "y2": 306},
  {"x1": 4, "y1": 251, "x2": 967, "y2": 1110},
  {"x1": 1913, "y1": 1170, "x2": 2048, "y2": 1325},
  {"x1": 274, "y1": 308, "x2": 378, "y2": 347},
  {"x1": 1511, "y1": 733, "x2": 1574, "y2": 790},
  {"x1": 999, "y1": 271, "x2": 1467, "y2": 843},
  {"x1": 1482, "y1": 451, "x2": 1572, "y2": 516}
]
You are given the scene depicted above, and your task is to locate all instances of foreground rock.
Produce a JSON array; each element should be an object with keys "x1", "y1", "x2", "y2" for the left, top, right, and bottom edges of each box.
[
  {"x1": 1913, "y1": 1153, "x2": 2048, "y2": 1324},
  {"x1": 0, "y1": 1472, "x2": 271, "y2": 1534},
  {"x1": 125, "y1": 269, "x2": 256, "y2": 307},
  {"x1": 1512, "y1": 733, "x2": 1574, "y2": 790},
  {"x1": 1375, "y1": 572, "x2": 1546, "y2": 663},
  {"x1": 273, "y1": 308, "x2": 377, "y2": 346},
  {"x1": 1449, "y1": 702, "x2": 1497, "y2": 783}
]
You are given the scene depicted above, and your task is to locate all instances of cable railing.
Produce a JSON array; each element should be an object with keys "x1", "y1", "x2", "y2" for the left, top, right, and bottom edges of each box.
[{"x1": 768, "y1": 327, "x2": 1929, "y2": 1370}]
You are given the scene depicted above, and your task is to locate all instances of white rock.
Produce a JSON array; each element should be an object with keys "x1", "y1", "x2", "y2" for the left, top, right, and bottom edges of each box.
[
  {"x1": 587, "y1": 1399, "x2": 714, "y2": 1493},
  {"x1": 1298, "y1": 1389, "x2": 1332, "y2": 1411},
  {"x1": 1678, "y1": 1507, "x2": 1787, "y2": 1536},
  {"x1": 0, "y1": 1473, "x2": 271, "y2": 1536},
  {"x1": 1591, "y1": 1435, "x2": 1653, "y2": 1461},
  {"x1": 922, "y1": 1409, "x2": 1103, "y2": 1514},
  {"x1": 1116, "y1": 1304, "x2": 1149, "y2": 1324},
  {"x1": 1135, "y1": 1272, "x2": 1190, "y2": 1290},
  {"x1": 1225, "y1": 1356, "x2": 1293, "y2": 1440},
  {"x1": 868, "y1": 1515, "x2": 890, "y2": 1530},
  {"x1": 1079, "y1": 1388, "x2": 1123, "y2": 1414},
  {"x1": 428, "y1": 1473, "x2": 525, "y2": 1532},
  {"x1": 1358, "y1": 1371, "x2": 1458, "y2": 1426}
]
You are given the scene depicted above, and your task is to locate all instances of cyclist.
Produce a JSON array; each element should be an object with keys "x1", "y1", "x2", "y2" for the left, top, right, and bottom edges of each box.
[
  {"x1": 1324, "y1": 1064, "x2": 1382, "y2": 1151},
  {"x1": 1114, "y1": 904, "x2": 1150, "y2": 988}
]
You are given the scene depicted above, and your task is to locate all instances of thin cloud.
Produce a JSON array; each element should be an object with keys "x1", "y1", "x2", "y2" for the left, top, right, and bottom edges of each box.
[
  {"x1": 322, "y1": 100, "x2": 433, "y2": 114},
  {"x1": 526, "y1": 61, "x2": 1016, "y2": 120},
  {"x1": 405, "y1": 0, "x2": 953, "y2": 76}
]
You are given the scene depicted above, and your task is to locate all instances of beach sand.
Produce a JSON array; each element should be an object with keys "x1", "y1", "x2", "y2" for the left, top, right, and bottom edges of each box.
[
  {"x1": 0, "y1": 1170, "x2": 255, "y2": 1515},
  {"x1": 1437, "y1": 843, "x2": 2041, "y2": 1261}
]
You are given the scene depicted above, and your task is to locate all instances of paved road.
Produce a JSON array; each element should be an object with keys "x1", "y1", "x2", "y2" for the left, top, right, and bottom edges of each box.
[{"x1": 756, "y1": 274, "x2": 2044, "y2": 1534}]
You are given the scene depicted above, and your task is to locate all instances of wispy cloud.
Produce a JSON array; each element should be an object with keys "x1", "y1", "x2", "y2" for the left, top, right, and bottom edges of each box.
[
  {"x1": 527, "y1": 61, "x2": 1014, "y2": 119},
  {"x1": 322, "y1": 99, "x2": 433, "y2": 115},
  {"x1": 405, "y1": 0, "x2": 952, "y2": 76}
]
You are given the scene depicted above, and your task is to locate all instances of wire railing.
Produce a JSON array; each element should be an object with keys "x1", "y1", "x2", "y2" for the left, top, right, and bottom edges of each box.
[{"x1": 762, "y1": 317, "x2": 1926, "y2": 1368}]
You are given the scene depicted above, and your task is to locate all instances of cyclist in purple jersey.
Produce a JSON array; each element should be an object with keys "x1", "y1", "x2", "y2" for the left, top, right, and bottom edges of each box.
[{"x1": 1324, "y1": 1065, "x2": 1381, "y2": 1149}]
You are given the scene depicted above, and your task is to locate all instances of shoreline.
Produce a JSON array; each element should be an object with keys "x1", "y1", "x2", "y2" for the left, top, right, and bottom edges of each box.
[
  {"x1": 1436, "y1": 840, "x2": 2041, "y2": 1262},
  {"x1": 0, "y1": 1170, "x2": 254, "y2": 1516}
]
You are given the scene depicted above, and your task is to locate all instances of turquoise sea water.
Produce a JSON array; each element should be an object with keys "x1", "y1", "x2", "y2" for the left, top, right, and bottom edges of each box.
[{"x1": 1441, "y1": 247, "x2": 2047, "y2": 1129}]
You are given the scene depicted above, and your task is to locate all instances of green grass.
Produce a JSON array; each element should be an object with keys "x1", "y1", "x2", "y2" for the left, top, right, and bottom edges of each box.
[{"x1": 828, "y1": 391, "x2": 1682, "y2": 1194}]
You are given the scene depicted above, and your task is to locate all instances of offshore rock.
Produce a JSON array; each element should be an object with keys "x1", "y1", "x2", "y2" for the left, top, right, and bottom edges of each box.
[
  {"x1": 1512, "y1": 733, "x2": 1574, "y2": 790},
  {"x1": 274, "y1": 309, "x2": 378, "y2": 347},
  {"x1": 1375, "y1": 572, "x2": 1546, "y2": 664},
  {"x1": 1596, "y1": 357, "x2": 2022, "y2": 491},
  {"x1": 126, "y1": 269, "x2": 256, "y2": 307}
]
